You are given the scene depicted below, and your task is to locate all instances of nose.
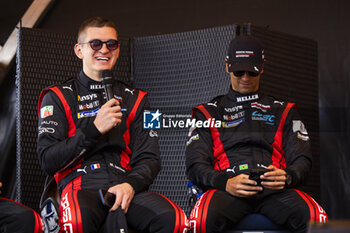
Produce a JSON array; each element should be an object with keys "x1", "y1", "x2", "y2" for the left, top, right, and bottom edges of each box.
[{"x1": 99, "y1": 43, "x2": 109, "y2": 53}]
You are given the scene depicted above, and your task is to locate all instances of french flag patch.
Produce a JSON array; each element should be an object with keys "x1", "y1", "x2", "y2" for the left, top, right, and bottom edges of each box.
[{"x1": 91, "y1": 163, "x2": 101, "y2": 170}]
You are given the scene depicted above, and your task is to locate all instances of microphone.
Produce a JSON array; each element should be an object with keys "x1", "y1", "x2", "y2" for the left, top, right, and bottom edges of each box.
[
  {"x1": 101, "y1": 69, "x2": 114, "y2": 101},
  {"x1": 101, "y1": 70, "x2": 126, "y2": 112}
]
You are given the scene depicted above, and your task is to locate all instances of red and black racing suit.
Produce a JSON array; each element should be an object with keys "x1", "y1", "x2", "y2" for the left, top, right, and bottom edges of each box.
[
  {"x1": 37, "y1": 71, "x2": 187, "y2": 233},
  {"x1": 0, "y1": 197, "x2": 43, "y2": 233},
  {"x1": 185, "y1": 88, "x2": 327, "y2": 233}
]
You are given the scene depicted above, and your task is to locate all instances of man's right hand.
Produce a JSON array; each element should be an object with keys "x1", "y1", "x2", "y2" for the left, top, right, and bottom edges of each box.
[
  {"x1": 225, "y1": 174, "x2": 263, "y2": 197},
  {"x1": 94, "y1": 99, "x2": 123, "y2": 134}
]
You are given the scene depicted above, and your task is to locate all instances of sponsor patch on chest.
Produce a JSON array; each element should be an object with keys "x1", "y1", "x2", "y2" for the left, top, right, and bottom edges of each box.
[
  {"x1": 251, "y1": 111, "x2": 276, "y2": 125},
  {"x1": 77, "y1": 108, "x2": 99, "y2": 118}
]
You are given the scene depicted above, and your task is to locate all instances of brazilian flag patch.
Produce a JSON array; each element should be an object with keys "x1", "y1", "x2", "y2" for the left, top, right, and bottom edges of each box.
[{"x1": 239, "y1": 164, "x2": 248, "y2": 170}]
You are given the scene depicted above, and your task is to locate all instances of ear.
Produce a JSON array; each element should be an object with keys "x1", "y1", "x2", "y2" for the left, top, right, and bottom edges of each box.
[
  {"x1": 260, "y1": 59, "x2": 266, "y2": 75},
  {"x1": 74, "y1": 43, "x2": 83, "y2": 59},
  {"x1": 115, "y1": 44, "x2": 120, "y2": 59},
  {"x1": 225, "y1": 59, "x2": 229, "y2": 74}
]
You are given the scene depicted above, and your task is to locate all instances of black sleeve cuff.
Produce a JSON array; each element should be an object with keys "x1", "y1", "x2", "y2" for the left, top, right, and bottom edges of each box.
[
  {"x1": 284, "y1": 168, "x2": 297, "y2": 188},
  {"x1": 124, "y1": 177, "x2": 143, "y2": 194},
  {"x1": 213, "y1": 173, "x2": 230, "y2": 191},
  {"x1": 82, "y1": 122, "x2": 102, "y2": 139}
]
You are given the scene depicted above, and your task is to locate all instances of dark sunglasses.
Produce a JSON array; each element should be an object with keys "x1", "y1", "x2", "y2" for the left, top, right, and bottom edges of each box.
[
  {"x1": 233, "y1": 71, "x2": 259, "y2": 77},
  {"x1": 79, "y1": 39, "x2": 119, "y2": 51}
]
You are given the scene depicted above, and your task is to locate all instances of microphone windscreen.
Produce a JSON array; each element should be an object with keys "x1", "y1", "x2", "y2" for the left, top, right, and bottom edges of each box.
[{"x1": 101, "y1": 70, "x2": 113, "y2": 85}]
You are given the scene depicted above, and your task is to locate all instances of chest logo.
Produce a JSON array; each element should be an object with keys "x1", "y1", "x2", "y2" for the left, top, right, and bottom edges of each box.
[
  {"x1": 251, "y1": 111, "x2": 276, "y2": 125},
  {"x1": 77, "y1": 108, "x2": 99, "y2": 119},
  {"x1": 125, "y1": 88, "x2": 135, "y2": 95},
  {"x1": 224, "y1": 105, "x2": 243, "y2": 112},
  {"x1": 78, "y1": 93, "x2": 98, "y2": 102},
  {"x1": 222, "y1": 118, "x2": 245, "y2": 128},
  {"x1": 207, "y1": 101, "x2": 218, "y2": 107},
  {"x1": 62, "y1": 85, "x2": 73, "y2": 91},
  {"x1": 251, "y1": 102, "x2": 271, "y2": 112},
  {"x1": 236, "y1": 94, "x2": 259, "y2": 102}
]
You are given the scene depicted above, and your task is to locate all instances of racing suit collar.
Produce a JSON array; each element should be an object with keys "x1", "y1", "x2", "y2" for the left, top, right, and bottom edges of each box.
[
  {"x1": 228, "y1": 87, "x2": 260, "y2": 103},
  {"x1": 78, "y1": 70, "x2": 105, "y2": 91}
]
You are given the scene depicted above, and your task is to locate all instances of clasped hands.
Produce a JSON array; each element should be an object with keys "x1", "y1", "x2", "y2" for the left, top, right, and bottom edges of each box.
[{"x1": 225, "y1": 165, "x2": 287, "y2": 198}]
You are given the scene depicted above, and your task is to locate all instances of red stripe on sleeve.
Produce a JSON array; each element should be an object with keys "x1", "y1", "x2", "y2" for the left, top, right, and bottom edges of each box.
[
  {"x1": 50, "y1": 87, "x2": 77, "y2": 138},
  {"x1": 120, "y1": 90, "x2": 147, "y2": 170},
  {"x1": 39, "y1": 87, "x2": 81, "y2": 184},
  {"x1": 196, "y1": 106, "x2": 230, "y2": 171},
  {"x1": 271, "y1": 103, "x2": 296, "y2": 169},
  {"x1": 38, "y1": 87, "x2": 77, "y2": 138}
]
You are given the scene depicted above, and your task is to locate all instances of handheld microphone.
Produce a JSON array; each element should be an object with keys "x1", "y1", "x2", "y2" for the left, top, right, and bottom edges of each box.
[
  {"x1": 101, "y1": 70, "x2": 126, "y2": 112},
  {"x1": 101, "y1": 70, "x2": 114, "y2": 101}
]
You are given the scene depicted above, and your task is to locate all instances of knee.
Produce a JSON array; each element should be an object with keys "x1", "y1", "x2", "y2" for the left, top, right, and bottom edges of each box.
[
  {"x1": 149, "y1": 207, "x2": 188, "y2": 233},
  {"x1": 189, "y1": 205, "x2": 228, "y2": 233},
  {"x1": 7, "y1": 208, "x2": 37, "y2": 233},
  {"x1": 18, "y1": 208, "x2": 36, "y2": 225},
  {"x1": 285, "y1": 207, "x2": 310, "y2": 233}
]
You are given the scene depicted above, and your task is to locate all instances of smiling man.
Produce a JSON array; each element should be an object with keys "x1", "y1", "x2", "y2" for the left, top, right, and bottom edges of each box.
[
  {"x1": 185, "y1": 35, "x2": 328, "y2": 232},
  {"x1": 37, "y1": 17, "x2": 187, "y2": 233}
]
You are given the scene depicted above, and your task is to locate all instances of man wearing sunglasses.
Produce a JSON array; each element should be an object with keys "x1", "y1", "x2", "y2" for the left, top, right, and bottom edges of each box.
[
  {"x1": 37, "y1": 17, "x2": 187, "y2": 233},
  {"x1": 186, "y1": 35, "x2": 327, "y2": 232}
]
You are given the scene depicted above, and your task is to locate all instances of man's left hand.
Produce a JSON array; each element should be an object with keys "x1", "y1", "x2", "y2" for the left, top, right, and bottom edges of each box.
[
  {"x1": 108, "y1": 183, "x2": 135, "y2": 213},
  {"x1": 260, "y1": 165, "x2": 286, "y2": 190}
]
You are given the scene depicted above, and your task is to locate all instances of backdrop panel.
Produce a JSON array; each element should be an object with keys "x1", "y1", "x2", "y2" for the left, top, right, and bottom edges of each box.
[
  {"x1": 133, "y1": 25, "x2": 235, "y2": 214},
  {"x1": 251, "y1": 25, "x2": 320, "y2": 200}
]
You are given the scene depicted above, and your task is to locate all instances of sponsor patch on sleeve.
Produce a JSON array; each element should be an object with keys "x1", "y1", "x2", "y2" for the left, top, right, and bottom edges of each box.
[
  {"x1": 188, "y1": 126, "x2": 196, "y2": 137},
  {"x1": 186, "y1": 134, "x2": 199, "y2": 146},
  {"x1": 40, "y1": 105, "x2": 54, "y2": 118},
  {"x1": 292, "y1": 120, "x2": 310, "y2": 141},
  {"x1": 149, "y1": 129, "x2": 158, "y2": 137}
]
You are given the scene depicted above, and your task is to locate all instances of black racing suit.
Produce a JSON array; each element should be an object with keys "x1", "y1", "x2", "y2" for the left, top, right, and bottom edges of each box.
[
  {"x1": 0, "y1": 197, "x2": 43, "y2": 233},
  {"x1": 185, "y1": 88, "x2": 327, "y2": 233},
  {"x1": 37, "y1": 71, "x2": 187, "y2": 233}
]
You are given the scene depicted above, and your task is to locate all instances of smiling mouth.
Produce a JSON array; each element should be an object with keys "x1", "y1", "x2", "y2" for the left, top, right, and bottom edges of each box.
[{"x1": 96, "y1": 57, "x2": 109, "y2": 62}]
